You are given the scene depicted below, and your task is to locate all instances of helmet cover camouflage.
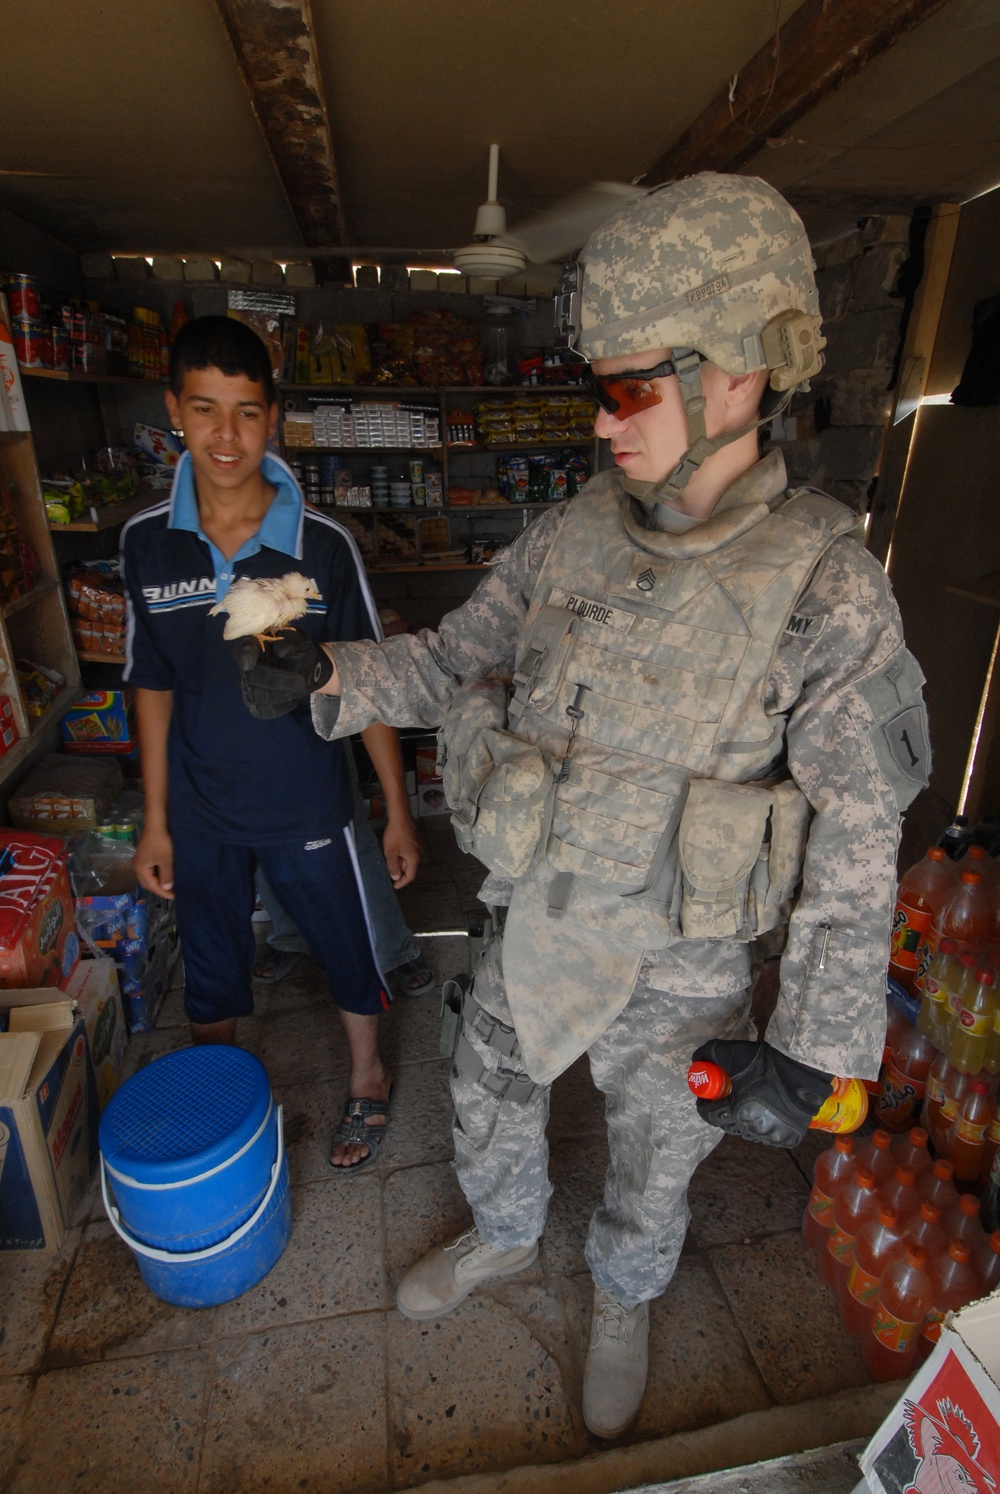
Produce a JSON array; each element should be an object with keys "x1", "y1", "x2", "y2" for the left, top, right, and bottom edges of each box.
[{"x1": 577, "y1": 172, "x2": 820, "y2": 375}]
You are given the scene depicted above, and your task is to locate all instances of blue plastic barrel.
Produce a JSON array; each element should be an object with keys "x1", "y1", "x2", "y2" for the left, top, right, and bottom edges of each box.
[
  {"x1": 100, "y1": 1047, "x2": 276, "y2": 1251},
  {"x1": 99, "y1": 1047, "x2": 291, "y2": 1306}
]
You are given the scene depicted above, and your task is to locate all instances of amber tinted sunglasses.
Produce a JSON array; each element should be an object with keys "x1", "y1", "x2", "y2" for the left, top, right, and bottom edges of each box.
[{"x1": 587, "y1": 352, "x2": 703, "y2": 419}]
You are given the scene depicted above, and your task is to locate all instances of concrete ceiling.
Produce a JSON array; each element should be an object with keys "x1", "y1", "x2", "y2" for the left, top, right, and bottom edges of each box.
[{"x1": 2, "y1": 0, "x2": 1000, "y2": 263}]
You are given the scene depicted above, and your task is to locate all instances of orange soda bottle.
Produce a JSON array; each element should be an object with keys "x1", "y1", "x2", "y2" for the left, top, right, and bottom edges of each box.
[
  {"x1": 685, "y1": 1062, "x2": 869, "y2": 1134},
  {"x1": 880, "y1": 1164, "x2": 920, "y2": 1229},
  {"x1": 842, "y1": 1204, "x2": 905, "y2": 1336},
  {"x1": 940, "y1": 1192, "x2": 988, "y2": 1255},
  {"x1": 908, "y1": 1200, "x2": 945, "y2": 1261},
  {"x1": 934, "y1": 869, "x2": 991, "y2": 964},
  {"x1": 917, "y1": 1157, "x2": 960, "y2": 1215},
  {"x1": 950, "y1": 1077, "x2": 992, "y2": 1184},
  {"x1": 801, "y1": 1136, "x2": 856, "y2": 1255},
  {"x1": 937, "y1": 1066, "x2": 973, "y2": 1158},
  {"x1": 855, "y1": 1128, "x2": 896, "y2": 1187},
  {"x1": 824, "y1": 1165, "x2": 880, "y2": 1293},
  {"x1": 892, "y1": 1125, "x2": 932, "y2": 1180},
  {"x1": 918, "y1": 1239, "x2": 977, "y2": 1361},
  {"x1": 978, "y1": 1086, "x2": 1000, "y2": 1188},
  {"x1": 875, "y1": 1023, "x2": 936, "y2": 1134},
  {"x1": 865, "y1": 1244, "x2": 933, "y2": 1381},
  {"x1": 972, "y1": 1229, "x2": 1000, "y2": 1295},
  {"x1": 890, "y1": 847, "x2": 956, "y2": 995}
]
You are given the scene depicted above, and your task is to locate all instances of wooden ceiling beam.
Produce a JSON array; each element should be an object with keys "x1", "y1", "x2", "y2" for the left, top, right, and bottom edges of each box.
[
  {"x1": 213, "y1": 0, "x2": 346, "y2": 253},
  {"x1": 643, "y1": 0, "x2": 950, "y2": 186}
]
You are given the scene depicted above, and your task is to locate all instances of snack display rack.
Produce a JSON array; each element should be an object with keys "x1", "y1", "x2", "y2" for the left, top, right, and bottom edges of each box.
[{"x1": 279, "y1": 383, "x2": 599, "y2": 571}]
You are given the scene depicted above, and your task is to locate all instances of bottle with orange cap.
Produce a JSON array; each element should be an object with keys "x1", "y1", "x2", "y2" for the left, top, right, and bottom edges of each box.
[
  {"x1": 949, "y1": 1077, "x2": 993, "y2": 1184},
  {"x1": 842, "y1": 1203, "x2": 905, "y2": 1337},
  {"x1": 918, "y1": 1239, "x2": 978, "y2": 1362},
  {"x1": 889, "y1": 847, "x2": 957, "y2": 996},
  {"x1": 801, "y1": 1137, "x2": 857, "y2": 1255},
  {"x1": 865, "y1": 1244, "x2": 934, "y2": 1382},
  {"x1": 687, "y1": 1060, "x2": 869, "y2": 1136}
]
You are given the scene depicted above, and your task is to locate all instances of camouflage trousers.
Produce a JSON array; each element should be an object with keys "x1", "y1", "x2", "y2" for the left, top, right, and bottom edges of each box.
[{"x1": 452, "y1": 932, "x2": 753, "y2": 1308}]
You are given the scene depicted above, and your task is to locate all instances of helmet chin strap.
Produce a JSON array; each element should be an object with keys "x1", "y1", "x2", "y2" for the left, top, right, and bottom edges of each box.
[{"x1": 623, "y1": 350, "x2": 794, "y2": 522}]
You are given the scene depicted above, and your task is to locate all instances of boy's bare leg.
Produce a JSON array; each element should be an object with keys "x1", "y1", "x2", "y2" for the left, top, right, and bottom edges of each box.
[
  {"x1": 190, "y1": 1018, "x2": 238, "y2": 1045},
  {"x1": 332, "y1": 1010, "x2": 392, "y2": 1167}
]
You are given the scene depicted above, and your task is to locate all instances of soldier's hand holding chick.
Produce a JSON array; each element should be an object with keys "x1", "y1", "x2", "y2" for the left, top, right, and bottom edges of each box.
[{"x1": 235, "y1": 629, "x2": 333, "y2": 719}]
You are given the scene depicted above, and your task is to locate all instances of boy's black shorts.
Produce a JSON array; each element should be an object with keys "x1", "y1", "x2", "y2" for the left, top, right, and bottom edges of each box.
[{"x1": 171, "y1": 826, "x2": 390, "y2": 1024}]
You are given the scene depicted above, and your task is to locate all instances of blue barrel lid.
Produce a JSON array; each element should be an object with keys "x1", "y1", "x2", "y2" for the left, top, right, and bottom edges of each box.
[{"x1": 99, "y1": 1047, "x2": 272, "y2": 1186}]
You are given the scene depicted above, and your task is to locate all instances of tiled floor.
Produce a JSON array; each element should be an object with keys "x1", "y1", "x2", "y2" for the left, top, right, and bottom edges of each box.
[{"x1": 0, "y1": 819, "x2": 891, "y2": 1493}]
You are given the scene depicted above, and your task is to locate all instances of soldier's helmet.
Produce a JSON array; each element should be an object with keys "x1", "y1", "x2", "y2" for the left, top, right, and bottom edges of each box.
[{"x1": 577, "y1": 172, "x2": 824, "y2": 393}]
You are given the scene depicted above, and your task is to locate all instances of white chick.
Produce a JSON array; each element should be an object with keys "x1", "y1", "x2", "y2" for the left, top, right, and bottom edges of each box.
[{"x1": 209, "y1": 572, "x2": 321, "y2": 646}]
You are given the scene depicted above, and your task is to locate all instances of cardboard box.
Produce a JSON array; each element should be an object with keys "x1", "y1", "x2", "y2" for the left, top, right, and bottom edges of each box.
[
  {"x1": 0, "y1": 695, "x2": 19, "y2": 757},
  {"x1": 0, "y1": 995, "x2": 99, "y2": 1251},
  {"x1": 0, "y1": 851, "x2": 81, "y2": 992},
  {"x1": 73, "y1": 885, "x2": 175, "y2": 1033},
  {"x1": 59, "y1": 689, "x2": 137, "y2": 756},
  {"x1": 858, "y1": 1291, "x2": 1000, "y2": 1491},
  {"x1": 63, "y1": 958, "x2": 127, "y2": 1111}
]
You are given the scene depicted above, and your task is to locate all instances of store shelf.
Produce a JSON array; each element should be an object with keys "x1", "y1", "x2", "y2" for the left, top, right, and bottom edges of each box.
[
  {"x1": 0, "y1": 685, "x2": 84, "y2": 778},
  {"x1": 451, "y1": 439, "x2": 596, "y2": 454},
  {"x1": 2, "y1": 577, "x2": 59, "y2": 620},
  {"x1": 48, "y1": 488, "x2": 166, "y2": 532},
  {"x1": 22, "y1": 367, "x2": 166, "y2": 387},
  {"x1": 76, "y1": 649, "x2": 126, "y2": 664},
  {"x1": 285, "y1": 444, "x2": 444, "y2": 455},
  {"x1": 0, "y1": 430, "x2": 30, "y2": 445},
  {"x1": 278, "y1": 383, "x2": 588, "y2": 396}
]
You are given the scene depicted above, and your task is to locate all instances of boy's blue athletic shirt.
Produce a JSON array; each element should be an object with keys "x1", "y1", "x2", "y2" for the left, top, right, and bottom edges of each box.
[{"x1": 121, "y1": 451, "x2": 382, "y2": 845}]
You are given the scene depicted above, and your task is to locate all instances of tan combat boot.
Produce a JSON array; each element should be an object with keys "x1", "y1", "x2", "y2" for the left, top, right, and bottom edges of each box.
[
  {"x1": 396, "y1": 1225, "x2": 538, "y2": 1321},
  {"x1": 582, "y1": 1285, "x2": 650, "y2": 1438}
]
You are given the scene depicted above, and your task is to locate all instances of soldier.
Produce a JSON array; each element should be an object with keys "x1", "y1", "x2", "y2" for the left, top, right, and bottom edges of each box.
[{"x1": 237, "y1": 173, "x2": 929, "y2": 1437}]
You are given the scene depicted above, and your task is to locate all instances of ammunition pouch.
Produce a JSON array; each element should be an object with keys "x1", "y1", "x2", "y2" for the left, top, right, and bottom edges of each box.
[
  {"x1": 440, "y1": 680, "x2": 556, "y2": 881},
  {"x1": 677, "y1": 777, "x2": 812, "y2": 941}
]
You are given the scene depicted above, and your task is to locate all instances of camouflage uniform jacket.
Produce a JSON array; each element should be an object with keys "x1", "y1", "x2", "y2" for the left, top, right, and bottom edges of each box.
[{"x1": 312, "y1": 450, "x2": 929, "y2": 1081}]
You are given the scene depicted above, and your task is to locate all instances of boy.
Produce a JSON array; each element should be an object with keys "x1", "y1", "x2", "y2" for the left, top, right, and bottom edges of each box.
[{"x1": 122, "y1": 315, "x2": 410, "y2": 1172}]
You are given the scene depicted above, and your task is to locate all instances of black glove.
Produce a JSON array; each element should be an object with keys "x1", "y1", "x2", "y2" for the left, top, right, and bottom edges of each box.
[
  {"x1": 690, "y1": 1038, "x2": 835, "y2": 1149},
  {"x1": 235, "y1": 628, "x2": 334, "y2": 720}
]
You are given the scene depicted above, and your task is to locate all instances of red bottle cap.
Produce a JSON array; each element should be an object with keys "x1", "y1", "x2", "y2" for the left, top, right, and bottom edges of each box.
[
  {"x1": 906, "y1": 1244, "x2": 928, "y2": 1268},
  {"x1": 919, "y1": 1203, "x2": 942, "y2": 1224},
  {"x1": 949, "y1": 1241, "x2": 971, "y2": 1262},
  {"x1": 957, "y1": 1195, "x2": 980, "y2": 1217},
  {"x1": 879, "y1": 1206, "x2": 899, "y2": 1227},
  {"x1": 871, "y1": 1129, "x2": 892, "y2": 1151},
  {"x1": 976, "y1": 968, "x2": 996, "y2": 986},
  {"x1": 908, "y1": 1127, "x2": 929, "y2": 1147},
  {"x1": 971, "y1": 1078, "x2": 990, "y2": 1094},
  {"x1": 686, "y1": 1062, "x2": 731, "y2": 1101},
  {"x1": 961, "y1": 871, "x2": 982, "y2": 884}
]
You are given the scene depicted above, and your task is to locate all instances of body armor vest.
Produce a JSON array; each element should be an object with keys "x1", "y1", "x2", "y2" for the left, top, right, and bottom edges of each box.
[{"x1": 445, "y1": 467, "x2": 861, "y2": 1082}]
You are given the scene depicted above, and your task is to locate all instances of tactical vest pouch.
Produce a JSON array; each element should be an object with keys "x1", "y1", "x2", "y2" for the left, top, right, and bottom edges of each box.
[
  {"x1": 463, "y1": 728, "x2": 554, "y2": 879},
  {"x1": 754, "y1": 778, "x2": 813, "y2": 932},
  {"x1": 439, "y1": 681, "x2": 556, "y2": 880},
  {"x1": 678, "y1": 780, "x2": 773, "y2": 939},
  {"x1": 678, "y1": 777, "x2": 812, "y2": 941}
]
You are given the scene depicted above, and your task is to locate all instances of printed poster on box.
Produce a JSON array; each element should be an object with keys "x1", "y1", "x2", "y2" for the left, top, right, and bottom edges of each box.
[{"x1": 859, "y1": 1310, "x2": 1000, "y2": 1492}]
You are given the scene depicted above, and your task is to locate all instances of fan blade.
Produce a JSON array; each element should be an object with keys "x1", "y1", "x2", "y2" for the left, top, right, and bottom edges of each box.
[{"x1": 504, "y1": 182, "x2": 645, "y2": 264}]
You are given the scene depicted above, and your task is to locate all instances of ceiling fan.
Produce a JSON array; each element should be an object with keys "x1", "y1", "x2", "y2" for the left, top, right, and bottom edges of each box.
[
  {"x1": 218, "y1": 145, "x2": 645, "y2": 282},
  {"x1": 451, "y1": 144, "x2": 642, "y2": 280}
]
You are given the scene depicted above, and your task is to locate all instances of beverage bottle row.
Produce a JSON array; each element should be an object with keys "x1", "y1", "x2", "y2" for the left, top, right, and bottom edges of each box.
[{"x1": 803, "y1": 1127, "x2": 1000, "y2": 1382}]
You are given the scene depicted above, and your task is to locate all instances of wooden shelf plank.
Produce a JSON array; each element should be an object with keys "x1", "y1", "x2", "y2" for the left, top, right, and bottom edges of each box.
[
  {"x1": 0, "y1": 686, "x2": 84, "y2": 779},
  {"x1": 48, "y1": 489, "x2": 167, "y2": 532},
  {"x1": 22, "y1": 368, "x2": 166, "y2": 388},
  {"x1": 2, "y1": 577, "x2": 59, "y2": 620},
  {"x1": 76, "y1": 650, "x2": 126, "y2": 664}
]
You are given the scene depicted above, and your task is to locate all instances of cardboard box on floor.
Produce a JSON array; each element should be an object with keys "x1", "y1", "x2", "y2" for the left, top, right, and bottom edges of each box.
[
  {"x1": 858, "y1": 1290, "x2": 1000, "y2": 1491},
  {"x1": 0, "y1": 991, "x2": 100, "y2": 1252}
]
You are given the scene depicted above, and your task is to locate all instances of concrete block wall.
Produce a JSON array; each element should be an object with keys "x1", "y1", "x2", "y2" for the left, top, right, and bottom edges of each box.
[{"x1": 776, "y1": 215, "x2": 912, "y2": 515}]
